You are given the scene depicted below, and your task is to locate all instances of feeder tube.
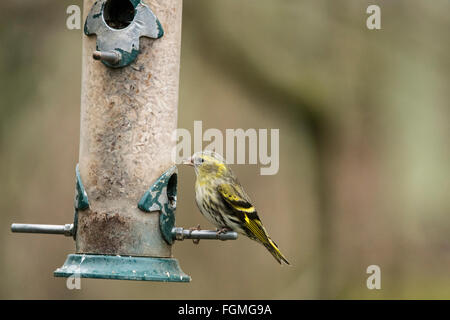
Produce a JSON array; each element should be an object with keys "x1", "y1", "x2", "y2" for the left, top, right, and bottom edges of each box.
[{"x1": 76, "y1": 0, "x2": 183, "y2": 257}]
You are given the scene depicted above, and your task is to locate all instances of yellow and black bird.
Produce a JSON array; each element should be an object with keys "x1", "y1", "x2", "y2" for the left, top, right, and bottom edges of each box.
[{"x1": 183, "y1": 151, "x2": 290, "y2": 265}]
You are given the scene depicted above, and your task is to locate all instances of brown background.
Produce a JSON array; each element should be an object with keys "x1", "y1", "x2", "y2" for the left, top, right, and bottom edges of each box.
[{"x1": 0, "y1": 0, "x2": 449, "y2": 299}]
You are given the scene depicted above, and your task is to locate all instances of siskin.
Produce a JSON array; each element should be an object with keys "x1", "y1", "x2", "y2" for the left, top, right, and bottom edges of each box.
[{"x1": 183, "y1": 151, "x2": 290, "y2": 265}]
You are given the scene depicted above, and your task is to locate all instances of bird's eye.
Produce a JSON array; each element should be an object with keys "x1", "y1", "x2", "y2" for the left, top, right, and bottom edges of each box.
[{"x1": 199, "y1": 158, "x2": 204, "y2": 163}]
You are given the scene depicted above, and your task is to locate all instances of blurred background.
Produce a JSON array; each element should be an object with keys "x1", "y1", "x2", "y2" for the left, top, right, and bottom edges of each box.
[{"x1": 0, "y1": 0, "x2": 449, "y2": 299}]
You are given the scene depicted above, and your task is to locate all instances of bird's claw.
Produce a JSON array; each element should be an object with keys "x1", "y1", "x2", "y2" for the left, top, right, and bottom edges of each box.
[
  {"x1": 189, "y1": 224, "x2": 201, "y2": 245},
  {"x1": 216, "y1": 227, "x2": 231, "y2": 235}
]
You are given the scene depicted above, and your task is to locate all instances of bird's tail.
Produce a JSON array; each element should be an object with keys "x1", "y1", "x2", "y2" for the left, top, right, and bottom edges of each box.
[
  {"x1": 264, "y1": 238, "x2": 290, "y2": 265},
  {"x1": 243, "y1": 216, "x2": 290, "y2": 265}
]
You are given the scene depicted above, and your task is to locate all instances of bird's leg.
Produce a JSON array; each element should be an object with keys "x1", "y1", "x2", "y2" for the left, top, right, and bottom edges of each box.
[
  {"x1": 189, "y1": 224, "x2": 201, "y2": 245},
  {"x1": 216, "y1": 227, "x2": 232, "y2": 235}
]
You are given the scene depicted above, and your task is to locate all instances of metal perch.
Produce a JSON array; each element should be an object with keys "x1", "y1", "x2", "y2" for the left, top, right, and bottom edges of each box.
[
  {"x1": 11, "y1": 223, "x2": 238, "y2": 241},
  {"x1": 11, "y1": 223, "x2": 74, "y2": 237}
]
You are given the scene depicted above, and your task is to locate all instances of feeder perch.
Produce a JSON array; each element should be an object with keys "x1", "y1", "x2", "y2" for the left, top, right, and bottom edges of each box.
[{"x1": 10, "y1": 0, "x2": 238, "y2": 283}]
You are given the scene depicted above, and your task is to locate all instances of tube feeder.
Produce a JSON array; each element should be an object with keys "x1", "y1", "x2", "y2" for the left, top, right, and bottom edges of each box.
[{"x1": 11, "y1": 0, "x2": 237, "y2": 283}]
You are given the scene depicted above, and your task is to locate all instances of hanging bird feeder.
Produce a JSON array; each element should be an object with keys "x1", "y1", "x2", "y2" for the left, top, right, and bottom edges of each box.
[{"x1": 11, "y1": 0, "x2": 237, "y2": 282}]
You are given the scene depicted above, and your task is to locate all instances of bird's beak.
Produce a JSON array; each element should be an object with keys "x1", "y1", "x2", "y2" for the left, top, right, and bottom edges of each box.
[{"x1": 182, "y1": 157, "x2": 194, "y2": 167}]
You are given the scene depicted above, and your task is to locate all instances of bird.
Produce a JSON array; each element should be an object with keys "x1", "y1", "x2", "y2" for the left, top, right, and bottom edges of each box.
[{"x1": 183, "y1": 150, "x2": 290, "y2": 265}]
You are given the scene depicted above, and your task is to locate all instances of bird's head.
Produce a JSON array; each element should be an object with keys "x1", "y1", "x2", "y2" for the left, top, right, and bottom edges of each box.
[{"x1": 183, "y1": 151, "x2": 230, "y2": 178}]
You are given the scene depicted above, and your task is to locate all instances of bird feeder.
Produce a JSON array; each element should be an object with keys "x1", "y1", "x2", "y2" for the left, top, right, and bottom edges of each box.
[{"x1": 11, "y1": 0, "x2": 237, "y2": 282}]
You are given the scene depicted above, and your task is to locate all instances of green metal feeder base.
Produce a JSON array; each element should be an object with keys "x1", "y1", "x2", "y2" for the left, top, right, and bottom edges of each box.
[{"x1": 54, "y1": 254, "x2": 191, "y2": 282}]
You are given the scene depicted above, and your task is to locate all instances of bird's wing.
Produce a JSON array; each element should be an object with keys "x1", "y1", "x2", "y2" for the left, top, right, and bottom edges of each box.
[{"x1": 217, "y1": 183, "x2": 269, "y2": 243}]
